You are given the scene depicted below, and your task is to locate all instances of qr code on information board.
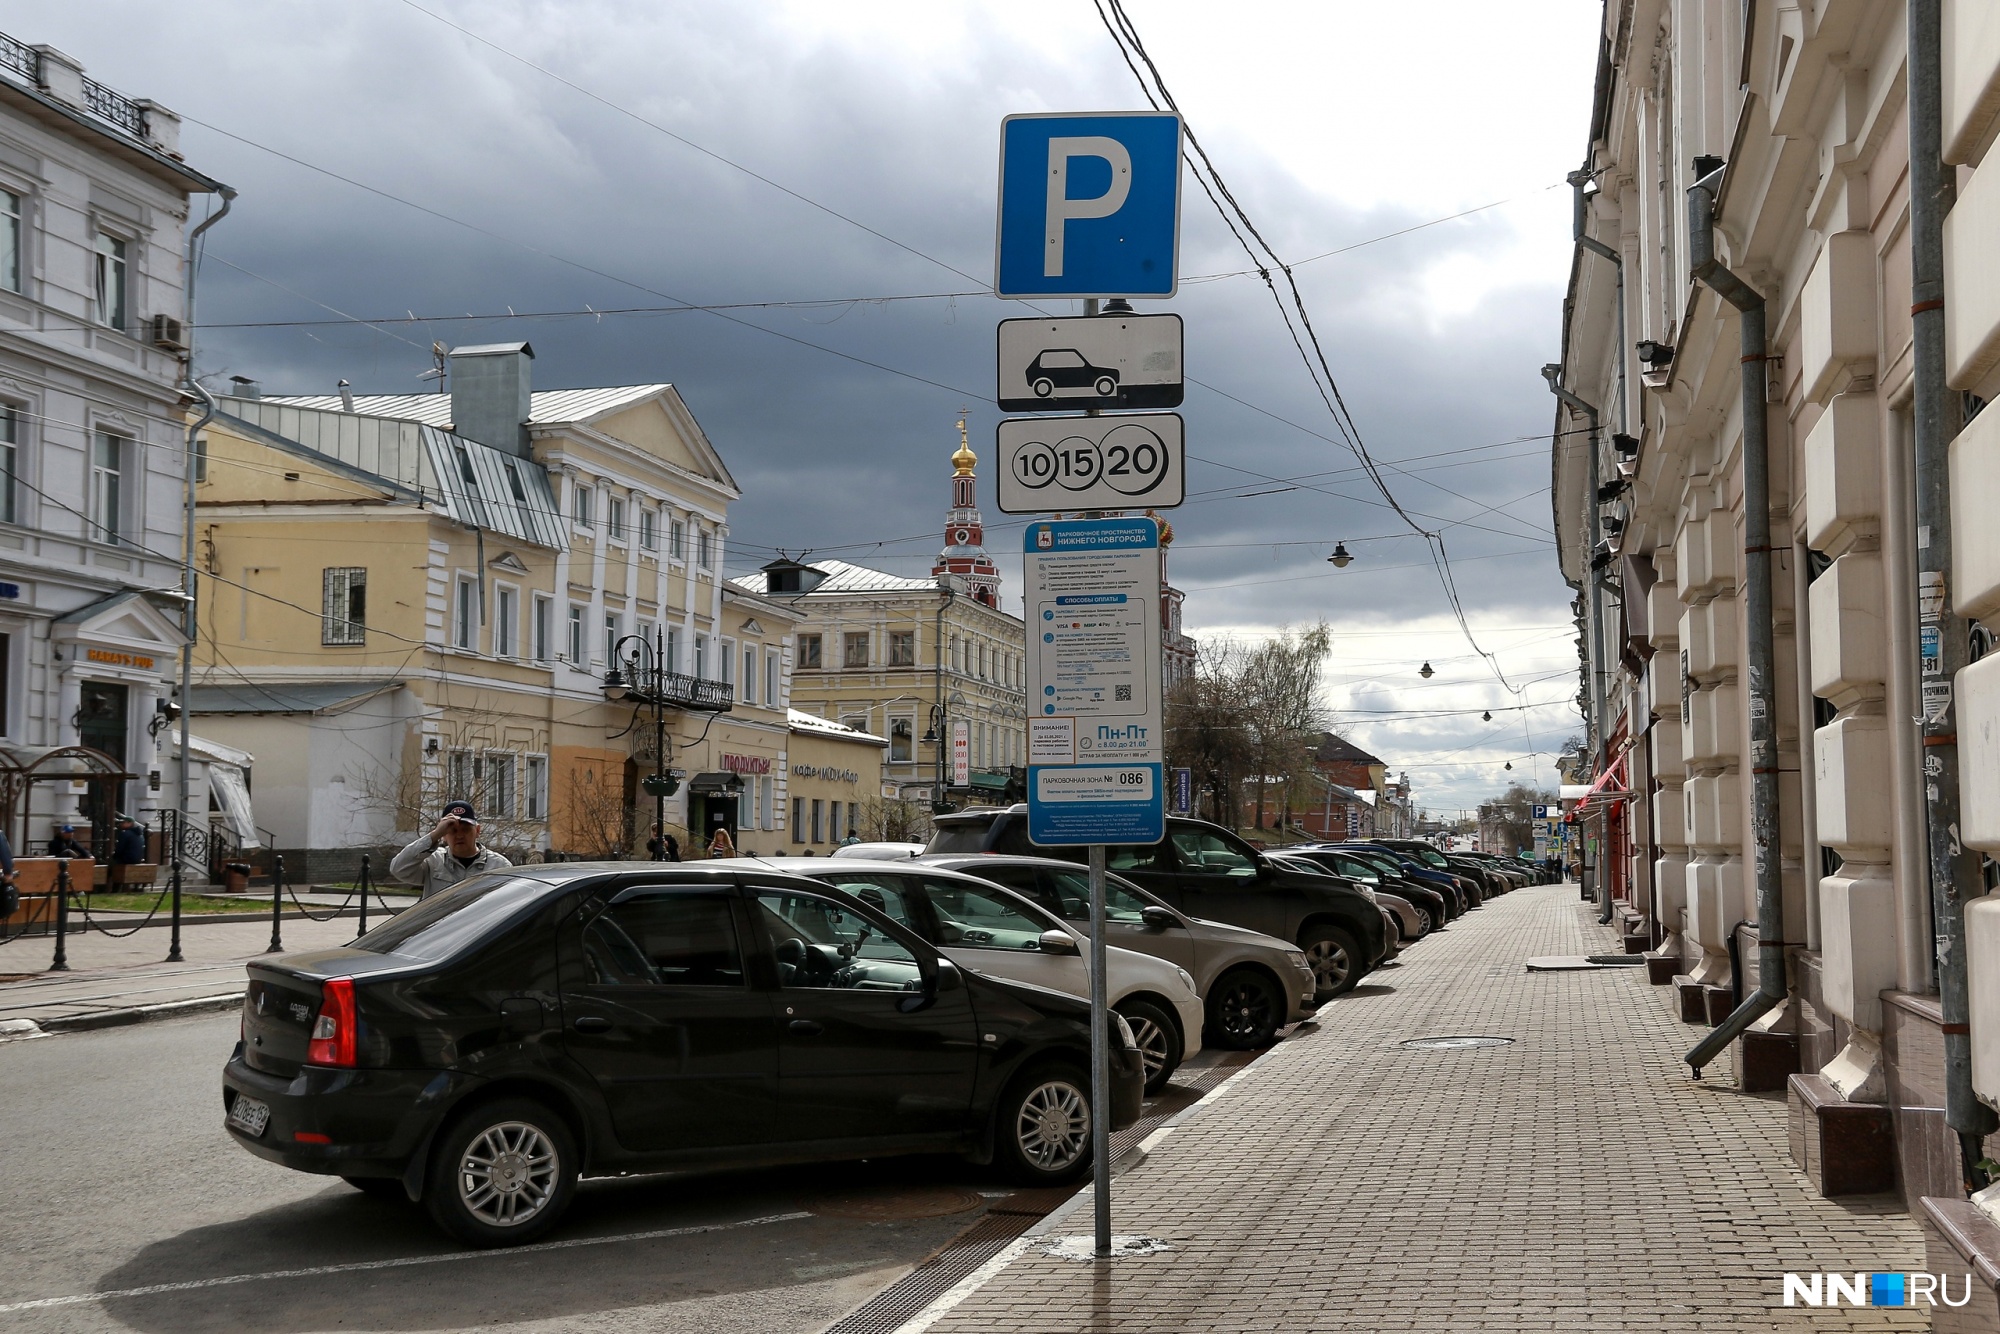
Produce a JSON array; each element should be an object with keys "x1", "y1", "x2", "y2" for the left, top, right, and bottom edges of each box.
[{"x1": 1114, "y1": 685, "x2": 1132, "y2": 701}]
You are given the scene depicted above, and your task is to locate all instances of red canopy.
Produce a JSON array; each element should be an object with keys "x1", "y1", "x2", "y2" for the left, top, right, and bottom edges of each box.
[{"x1": 1565, "y1": 752, "x2": 1633, "y2": 821}]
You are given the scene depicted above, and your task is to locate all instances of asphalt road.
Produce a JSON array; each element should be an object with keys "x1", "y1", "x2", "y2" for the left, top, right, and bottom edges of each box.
[{"x1": 0, "y1": 1012, "x2": 1023, "y2": 1333}]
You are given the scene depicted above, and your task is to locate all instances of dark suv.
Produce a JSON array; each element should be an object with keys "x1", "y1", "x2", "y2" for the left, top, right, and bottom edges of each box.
[
  {"x1": 221, "y1": 864, "x2": 1144, "y2": 1247},
  {"x1": 926, "y1": 807, "x2": 1388, "y2": 996}
]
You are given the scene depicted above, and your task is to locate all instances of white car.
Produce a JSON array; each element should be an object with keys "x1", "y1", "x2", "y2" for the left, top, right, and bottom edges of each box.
[
  {"x1": 828, "y1": 841, "x2": 926, "y2": 860},
  {"x1": 768, "y1": 857, "x2": 1204, "y2": 1093}
]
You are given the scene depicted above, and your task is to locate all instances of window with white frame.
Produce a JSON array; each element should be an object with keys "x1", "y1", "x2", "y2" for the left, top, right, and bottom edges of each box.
[
  {"x1": 720, "y1": 638, "x2": 736, "y2": 687},
  {"x1": 572, "y1": 481, "x2": 593, "y2": 528},
  {"x1": 0, "y1": 190, "x2": 19, "y2": 293},
  {"x1": 567, "y1": 605, "x2": 584, "y2": 662},
  {"x1": 607, "y1": 495, "x2": 626, "y2": 542},
  {"x1": 446, "y1": 750, "x2": 474, "y2": 800},
  {"x1": 791, "y1": 796, "x2": 805, "y2": 843},
  {"x1": 890, "y1": 717, "x2": 913, "y2": 763},
  {"x1": 90, "y1": 432, "x2": 125, "y2": 544},
  {"x1": 740, "y1": 644, "x2": 757, "y2": 702},
  {"x1": 765, "y1": 649, "x2": 780, "y2": 707},
  {"x1": 759, "y1": 774, "x2": 774, "y2": 830},
  {"x1": 667, "y1": 626, "x2": 682, "y2": 673},
  {"x1": 843, "y1": 632, "x2": 869, "y2": 668},
  {"x1": 738, "y1": 783, "x2": 753, "y2": 831},
  {"x1": 694, "y1": 633, "x2": 707, "y2": 680},
  {"x1": 525, "y1": 755, "x2": 548, "y2": 821},
  {"x1": 494, "y1": 586, "x2": 518, "y2": 657},
  {"x1": 0, "y1": 403, "x2": 17, "y2": 525},
  {"x1": 697, "y1": 528, "x2": 712, "y2": 568},
  {"x1": 192, "y1": 434, "x2": 207, "y2": 484},
  {"x1": 603, "y1": 612, "x2": 619, "y2": 663},
  {"x1": 797, "y1": 633, "x2": 822, "y2": 669},
  {"x1": 639, "y1": 507, "x2": 656, "y2": 550},
  {"x1": 454, "y1": 578, "x2": 477, "y2": 650},
  {"x1": 94, "y1": 232, "x2": 127, "y2": 329},
  {"x1": 842, "y1": 713, "x2": 870, "y2": 734},
  {"x1": 532, "y1": 596, "x2": 553, "y2": 662},
  {"x1": 670, "y1": 518, "x2": 686, "y2": 560},
  {"x1": 889, "y1": 630, "x2": 916, "y2": 666},
  {"x1": 321, "y1": 567, "x2": 366, "y2": 645},
  {"x1": 486, "y1": 752, "x2": 518, "y2": 818}
]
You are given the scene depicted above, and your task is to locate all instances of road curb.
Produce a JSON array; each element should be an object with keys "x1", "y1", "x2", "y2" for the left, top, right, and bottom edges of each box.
[{"x1": 37, "y1": 992, "x2": 242, "y2": 1033}]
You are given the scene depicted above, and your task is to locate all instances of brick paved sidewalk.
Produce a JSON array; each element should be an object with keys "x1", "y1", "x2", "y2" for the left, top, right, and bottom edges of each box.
[{"x1": 923, "y1": 884, "x2": 1928, "y2": 1333}]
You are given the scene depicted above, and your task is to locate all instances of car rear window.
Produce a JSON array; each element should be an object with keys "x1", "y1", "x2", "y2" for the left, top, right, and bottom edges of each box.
[
  {"x1": 352, "y1": 876, "x2": 546, "y2": 961},
  {"x1": 925, "y1": 821, "x2": 993, "y2": 854}
]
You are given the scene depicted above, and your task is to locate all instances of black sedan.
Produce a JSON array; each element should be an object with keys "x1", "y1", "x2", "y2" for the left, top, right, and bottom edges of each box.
[{"x1": 221, "y1": 864, "x2": 1144, "y2": 1247}]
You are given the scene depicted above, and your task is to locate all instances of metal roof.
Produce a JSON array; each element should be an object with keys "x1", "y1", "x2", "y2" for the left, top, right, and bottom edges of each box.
[
  {"x1": 263, "y1": 385, "x2": 671, "y2": 429},
  {"x1": 735, "y1": 558, "x2": 941, "y2": 597},
  {"x1": 787, "y1": 708, "x2": 887, "y2": 745},
  {"x1": 218, "y1": 399, "x2": 566, "y2": 551},
  {"x1": 190, "y1": 680, "x2": 403, "y2": 715}
]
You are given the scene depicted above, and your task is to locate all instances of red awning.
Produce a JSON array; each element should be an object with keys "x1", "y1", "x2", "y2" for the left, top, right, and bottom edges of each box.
[{"x1": 1565, "y1": 753, "x2": 1633, "y2": 820}]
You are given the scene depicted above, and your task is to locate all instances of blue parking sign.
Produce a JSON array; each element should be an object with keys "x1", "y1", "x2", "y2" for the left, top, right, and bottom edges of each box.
[{"x1": 995, "y1": 112, "x2": 1182, "y2": 299}]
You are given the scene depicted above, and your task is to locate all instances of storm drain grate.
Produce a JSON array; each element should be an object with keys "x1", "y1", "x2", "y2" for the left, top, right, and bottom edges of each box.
[
  {"x1": 1398, "y1": 1035, "x2": 1515, "y2": 1051},
  {"x1": 821, "y1": 1211, "x2": 1037, "y2": 1334}
]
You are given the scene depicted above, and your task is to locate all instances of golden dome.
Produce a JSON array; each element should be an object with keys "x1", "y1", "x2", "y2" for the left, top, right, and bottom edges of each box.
[{"x1": 952, "y1": 416, "x2": 977, "y2": 476}]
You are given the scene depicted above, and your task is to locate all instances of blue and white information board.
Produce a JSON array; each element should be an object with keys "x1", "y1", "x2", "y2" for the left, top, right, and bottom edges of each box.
[
  {"x1": 1024, "y1": 518, "x2": 1165, "y2": 846},
  {"x1": 995, "y1": 112, "x2": 1183, "y2": 299}
]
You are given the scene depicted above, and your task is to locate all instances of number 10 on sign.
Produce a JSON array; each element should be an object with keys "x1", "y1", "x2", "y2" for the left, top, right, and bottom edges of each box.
[{"x1": 995, "y1": 413, "x2": 1184, "y2": 515}]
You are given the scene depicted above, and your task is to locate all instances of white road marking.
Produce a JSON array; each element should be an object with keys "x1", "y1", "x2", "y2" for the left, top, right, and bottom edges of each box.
[{"x1": 0, "y1": 1211, "x2": 813, "y2": 1314}]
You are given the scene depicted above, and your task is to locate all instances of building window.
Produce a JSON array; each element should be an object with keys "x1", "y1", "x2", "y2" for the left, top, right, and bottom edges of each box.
[
  {"x1": 765, "y1": 649, "x2": 779, "y2": 706},
  {"x1": 504, "y1": 460, "x2": 528, "y2": 504},
  {"x1": 192, "y1": 434, "x2": 208, "y2": 485},
  {"x1": 667, "y1": 626, "x2": 682, "y2": 673},
  {"x1": 90, "y1": 432, "x2": 124, "y2": 545},
  {"x1": 797, "y1": 633, "x2": 822, "y2": 669},
  {"x1": 639, "y1": 507, "x2": 656, "y2": 550},
  {"x1": 698, "y1": 529, "x2": 713, "y2": 568},
  {"x1": 94, "y1": 232, "x2": 127, "y2": 329},
  {"x1": 447, "y1": 750, "x2": 474, "y2": 800},
  {"x1": 842, "y1": 713, "x2": 870, "y2": 734},
  {"x1": 843, "y1": 632, "x2": 869, "y2": 668},
  {"x1": 525, "y1": 755, "x2": 547, "y2": 821},
  {"x1": 889, "y1": 630, "x2": 916, "y2": 666},
  {"x1": 890, "y1": 717, "x2": 913, "y2": 763},
  {"x1": 604, "y1": 612, "x2": 619, "y2": 663},
  {"x1": 567, "y1": 605, "x2": 584, "y2": 662},
  {"x1": 532, "y1": 596, "x2": 553, "y2": 662},
  {"x1": 0, "y1": 190, "x2": 18, "y2": 293},
  {"x1": 720, "y1": 638, "x2": 735, "y2": 687},
  {"x1": 0, "y1": 404, "x2": 16, "y2": 525},
  {"x1": 671, "y1": 519, "x2": 686, "y2": 560},
  {"x1": 494, "y1": 586, "x2": 517, "y2": 657},
  {"x1": 810, "y1": 799, "x2": 825, "y2": 844},
  {"x1": 741, "y1": 644, "x2": 757, "y2": 702},
  {"x1": 607, "y1": 496, "x2": 626, "y2": 542},
  {"x1": 758, "y1": 775, "x2": 773, "y2": 830},
  {"x1": 791, "y1": 796, "x2": 805, "y2": 844},
  {"x1": 454, "y1": 578, "x2": 477, "y2": 650},
  {"x1": 321, "y1": 567, "x2": 366, "y2": 645},
  {"x1": 572, "y1": 482, "x2": 592, "y2": 528},
  {"x1": 487, "y1": 752, "x2": 517, "y2": 818},
  {"x1": 694, "y1": 634, "x2": 708, "y2": 679}
]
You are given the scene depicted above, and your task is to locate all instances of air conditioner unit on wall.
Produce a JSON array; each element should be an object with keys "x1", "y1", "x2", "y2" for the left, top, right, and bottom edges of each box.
[{"x1": 148, "y1": 314, "x2": 186, "y2": 352}]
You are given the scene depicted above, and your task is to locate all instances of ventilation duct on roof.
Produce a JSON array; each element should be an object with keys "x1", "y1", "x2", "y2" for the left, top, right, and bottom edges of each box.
[{"x1": 449, "y1": 342, "x2": 534, "y2": 456}]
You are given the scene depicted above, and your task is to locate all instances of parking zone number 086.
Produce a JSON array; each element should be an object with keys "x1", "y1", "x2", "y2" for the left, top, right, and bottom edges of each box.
[{"x1": 1010, "y1": 422, "x2": 1171, "y2": 497}]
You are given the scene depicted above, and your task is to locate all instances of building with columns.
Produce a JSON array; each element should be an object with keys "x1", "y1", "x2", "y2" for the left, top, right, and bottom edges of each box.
[
  {"x1": 744, "y1": 422, "x2": 1026, "y2": 822},
  {"x1": 0, "y1": 33, "x2": 227, "y2": 853},
  {"x1": 1551, "y1": 0, "x2": 2000, "y2": 1281}
]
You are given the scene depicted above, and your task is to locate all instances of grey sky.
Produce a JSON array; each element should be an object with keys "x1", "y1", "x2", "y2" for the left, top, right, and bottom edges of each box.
[{"x1": 20, "y1": 0, "x2": 1602, "y2": 812}]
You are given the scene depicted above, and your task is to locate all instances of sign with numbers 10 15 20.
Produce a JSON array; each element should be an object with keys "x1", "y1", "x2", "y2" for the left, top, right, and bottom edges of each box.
[{"x1": 995, "y1": 412, "x2": 1183, "y2": 515}]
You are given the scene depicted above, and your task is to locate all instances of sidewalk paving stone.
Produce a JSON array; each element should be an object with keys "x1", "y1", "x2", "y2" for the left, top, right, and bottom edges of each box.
[{"x1": 920, "y1": 884, "x2": 1931, "y2": 1333}]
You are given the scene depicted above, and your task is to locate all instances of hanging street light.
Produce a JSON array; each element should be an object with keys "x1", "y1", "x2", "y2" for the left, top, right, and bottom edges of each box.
[
  {"x1": 1482, "y1": 710, "x2": 1492, "y2": 721},
  {"x1": 1326, "y1": 542, "x2": 1354, "y2": 568},
  {"x1": 1419, "y1": 662, "x2": 1435, "y2": 679}
]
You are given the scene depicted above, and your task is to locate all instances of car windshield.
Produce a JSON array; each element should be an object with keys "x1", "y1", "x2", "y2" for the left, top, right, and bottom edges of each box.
[
  {"x1": 925, "y1": 822, "x2": 991, "y2": 854},
  {"x1": 922, "y1": 877, "x2": 1055, "y2": 950},
  {"x1": 1042, "y1": 868, "x2": 1152, "y2": 924},
  {"x1": 351, "y1": 876, "x2": 545, "y2": 961},
  {"x1": 1413, "y1": 847, "x2": 1450, "y2": 868}
]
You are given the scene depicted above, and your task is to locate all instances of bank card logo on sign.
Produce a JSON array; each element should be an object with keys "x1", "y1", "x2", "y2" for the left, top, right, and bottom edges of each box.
[{"x1": 995, "y1": 112, "x2": 1182, "y2": 298}]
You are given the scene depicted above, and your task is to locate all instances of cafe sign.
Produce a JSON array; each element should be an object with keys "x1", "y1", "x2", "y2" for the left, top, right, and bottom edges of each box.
[
  {"x1": 792, "y1": 763, "x2": 861, "y2": 783},
  {"x1": 87, "y1": 647, "x2": 156, "y2": 671}
]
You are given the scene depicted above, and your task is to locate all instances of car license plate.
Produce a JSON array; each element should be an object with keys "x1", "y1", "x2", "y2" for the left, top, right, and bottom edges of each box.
[{"x1": 228, "y1": 1095, "x2": 270, "y2": 1138}]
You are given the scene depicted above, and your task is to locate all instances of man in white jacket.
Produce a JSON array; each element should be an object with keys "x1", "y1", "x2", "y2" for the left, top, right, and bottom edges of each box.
[{"x1": 389, "y1": 800, "x2": 512, "y2": 899}]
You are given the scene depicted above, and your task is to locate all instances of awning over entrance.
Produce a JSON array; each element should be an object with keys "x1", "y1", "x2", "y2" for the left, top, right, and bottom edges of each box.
[
  {"x1": 687, "y1": 771, "x2": 745, "y2": 796},
  {"x1": 1566, "y1": 754, "x2": 1633, "y2": 819}
]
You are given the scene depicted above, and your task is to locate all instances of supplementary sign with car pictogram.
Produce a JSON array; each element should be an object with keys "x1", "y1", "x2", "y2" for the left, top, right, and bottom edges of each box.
[
  {"x1": 994, "y1": 112, "x2": 1183, "y2": 299},
  {"x1": 995, "y1": 412, "x2": 1183, "y2": 514},
  {"x1": 1024, "y1": 517, "x2": 1165, "y2": 846},
  {"x1": 996, "y1": 313, "x2": 1182, "y2": 412}
]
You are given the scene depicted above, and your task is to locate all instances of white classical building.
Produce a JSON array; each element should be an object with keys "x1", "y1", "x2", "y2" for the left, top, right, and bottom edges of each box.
[
  {"x1": 1552, "y1": 0, "x2": 2000, "y2": 1284},
  {"x1": 0, "y1": 33, "x2": 226, "y2": 851}
]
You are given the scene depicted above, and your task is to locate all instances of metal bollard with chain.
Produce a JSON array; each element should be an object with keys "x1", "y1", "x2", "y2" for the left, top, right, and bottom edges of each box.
[{"x1": 50, "y1": 859, "x2": 72, "y2": 972}]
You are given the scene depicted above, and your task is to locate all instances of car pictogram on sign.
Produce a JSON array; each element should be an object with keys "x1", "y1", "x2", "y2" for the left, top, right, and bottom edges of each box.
[{"x1": 1027, "y1": 349, "x2": 1119, "y2": 400}]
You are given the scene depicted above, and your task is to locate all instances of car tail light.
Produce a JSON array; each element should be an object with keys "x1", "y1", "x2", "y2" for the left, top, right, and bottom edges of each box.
[{"x1": 306, "y1": 977, "x2": 356, "y2": 1067}]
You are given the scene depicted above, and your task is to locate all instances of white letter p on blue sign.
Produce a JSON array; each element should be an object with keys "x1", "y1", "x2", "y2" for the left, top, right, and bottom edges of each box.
[{"x1": 997, "y1": 112, "x2": 1181, "y2": 299}]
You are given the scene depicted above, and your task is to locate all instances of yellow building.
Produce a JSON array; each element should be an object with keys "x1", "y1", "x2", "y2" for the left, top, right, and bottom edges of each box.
[{"x1": 188, "y1": 343, "x2": 783, "y2": 870}]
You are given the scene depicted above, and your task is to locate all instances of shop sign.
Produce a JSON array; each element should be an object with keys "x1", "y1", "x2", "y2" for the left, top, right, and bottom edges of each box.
[
  {"x1": 792, "y1": 763, "x2": 861, "y2": 783},
  {"x1": 87, "y1": 647, "x2": 156, "y2": 670},
  {"x1": 721, "y1": 753, "x2": 772, "y2": 774}
]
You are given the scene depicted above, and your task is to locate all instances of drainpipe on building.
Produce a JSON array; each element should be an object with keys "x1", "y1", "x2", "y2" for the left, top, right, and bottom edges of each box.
[
  {"x1": 173, "y1": 185, "x2": 235, "y2": 941},
  {"x1": 1682, "y1": 165, "x2": 1786, "y2": 1077},
  {"x1": 1908, "y1": 0, "x2": 1998, "y2": 1188},
  {"x1": 1540, "y1": 367, "x2": 1613, "y2": 923}
]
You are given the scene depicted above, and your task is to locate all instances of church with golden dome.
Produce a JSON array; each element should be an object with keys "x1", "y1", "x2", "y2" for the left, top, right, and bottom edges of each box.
[{"x1": 932, "y1": 418, "x2": 1001, "y2": 607}]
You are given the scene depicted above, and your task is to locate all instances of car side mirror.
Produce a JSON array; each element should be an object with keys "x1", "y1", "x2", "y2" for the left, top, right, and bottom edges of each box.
[
  {"x1": 1038, "y1": 929, "x2": 1080, "y2": 956},
  {"x1": 1140, "y1": 905, "x2": 1179, "y2": 931},
  {"x1": 899, "y1": 958, "x2": 953, "y2": 1012}
]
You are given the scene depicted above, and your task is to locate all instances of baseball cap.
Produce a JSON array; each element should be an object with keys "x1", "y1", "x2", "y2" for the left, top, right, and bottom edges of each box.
[
  {"x1": 441, "y1": 800, "x2": 480, "y2": 823},
  {"x1": 59, "y1": 824, "x2": 74, "y2": 832}
]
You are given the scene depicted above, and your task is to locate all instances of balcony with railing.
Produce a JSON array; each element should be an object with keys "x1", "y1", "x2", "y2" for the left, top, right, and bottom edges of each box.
[
  {"x1": 0, "y1": 29, "x2": 154, "y2": 146},
  {"x1": 656, "y1": 672, "x2": 734, "y2": 712}
]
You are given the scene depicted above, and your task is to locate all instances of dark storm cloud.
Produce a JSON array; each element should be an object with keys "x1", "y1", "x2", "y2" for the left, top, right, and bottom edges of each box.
[{"x1": 18, "y1": 0, "x2": 1595, "y2": 807}]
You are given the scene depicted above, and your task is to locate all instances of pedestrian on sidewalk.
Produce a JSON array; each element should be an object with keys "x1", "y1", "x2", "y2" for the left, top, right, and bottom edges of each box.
[
  {"x1": 0, "y1": 827, "x2": 16, "y2": 918},
  {"x1": 389, "y1": 801, "x2": 512, "y2": 900},
  {"x1": 705, "y1": 827, "x2": 735, "y2": 859},
  {"x1": 47, "y1": 825, "x2": 86, "y2": 860},
  {"x1": 645, "y1": 825, "x2": 681, "y2": 862}
]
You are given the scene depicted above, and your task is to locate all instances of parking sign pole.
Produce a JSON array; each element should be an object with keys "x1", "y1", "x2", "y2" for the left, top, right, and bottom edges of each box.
[{"x1": 1089, "y1": 841, "x2": 1111, "y2": 1256}]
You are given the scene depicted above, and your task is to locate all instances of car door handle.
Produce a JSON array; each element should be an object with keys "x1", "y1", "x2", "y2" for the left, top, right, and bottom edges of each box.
[
  {"x1": 572, "y1": 1016, "x2": 612, "y2": 1033},
  {"x1": 788, "y1": 1019, "x2": 824, "y2": 1037}
]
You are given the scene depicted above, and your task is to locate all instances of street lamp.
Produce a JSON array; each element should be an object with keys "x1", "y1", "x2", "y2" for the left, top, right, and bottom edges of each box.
[
  {"x1": 1419, "y1": 661, "x2": 1435, "y2": 679},
  {"x1": 602, "y1": 630, "x2": 683, "y2": 858},
  {"x1": 1326, "y1": 542, "x2": 1354, "y2": 568}
]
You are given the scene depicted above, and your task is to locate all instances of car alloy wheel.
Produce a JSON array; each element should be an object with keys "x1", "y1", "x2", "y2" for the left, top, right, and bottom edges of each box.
[
  {"x1": 1301, "y1": 929, "x2": 1358, "y2": 994},
  {"x1": 1208, "y1": 968, "x2": 1282, "y2": 1049},
  {"x1": 1015, "y1": 1077, "x2": 1090, "y2": 1172},
  {"x1": 1123, "y1": 1012, "x2": 1169, "y2": 1084},
  {"x1": 456, "y1": 1121, "x2": 559, "y2": 1228}
]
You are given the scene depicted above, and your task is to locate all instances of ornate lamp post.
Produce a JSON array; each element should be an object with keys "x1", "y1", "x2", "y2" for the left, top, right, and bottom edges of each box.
[{"x1": 603, "y1": 628, "x2": 686, "y2": 859}]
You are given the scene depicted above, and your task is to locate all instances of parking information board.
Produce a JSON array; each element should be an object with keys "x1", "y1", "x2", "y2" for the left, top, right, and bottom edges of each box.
[
  {"x1": 995, "y1": 413, "x2": 1184, "y2": 514},
  {"x1": 1024, "y1": 517, "x2": 1165, "y2": 846}
]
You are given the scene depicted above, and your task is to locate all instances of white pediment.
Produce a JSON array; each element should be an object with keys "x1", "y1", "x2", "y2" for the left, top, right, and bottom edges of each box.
[{"x1": 53, "y1": 592, "x2": 186, "y2": 656}]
